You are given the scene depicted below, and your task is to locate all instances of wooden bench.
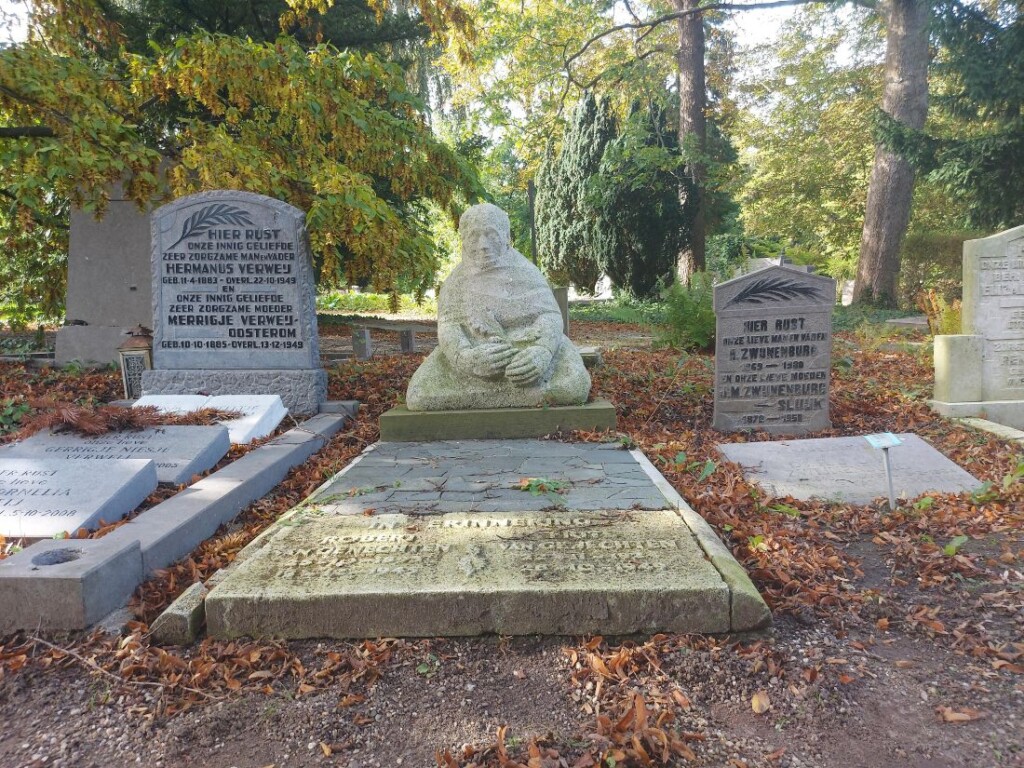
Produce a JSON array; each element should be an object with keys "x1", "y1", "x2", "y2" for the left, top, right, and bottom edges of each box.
[{"x1": 349, "y1": 318, "x2": 437, "y2": 360}]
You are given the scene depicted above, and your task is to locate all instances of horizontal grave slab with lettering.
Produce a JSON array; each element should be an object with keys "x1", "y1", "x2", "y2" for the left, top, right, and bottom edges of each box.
[
  {"x1": 206, "y1": 509, "x2": 732, "y2": 639},
  {"x1": 133, "y1": 394, "x2": 286, "y2": 443},
  {"x1": 0, "y1": 458, "x2": 157, "y2": 538},
  {"x1": 0, "y1": 426, "x2": 230, "y2": 485}
]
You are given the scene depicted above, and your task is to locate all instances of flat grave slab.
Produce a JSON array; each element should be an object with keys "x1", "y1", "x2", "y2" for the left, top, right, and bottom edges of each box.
[
  {"x1": 315, "y1": 439, "x2": 668, "y2": 515},
  {"x1": 206, "y1": 509, "x2": 732, "y2": 639},
  {"x1": 133, "y1": 394, "x2": 286, "y2": 443},
  {"x1": 718, "y1": 434, "x2": 981, "y2": 504},
  {"x1": 0, "y1": 426, "x2": 230, "y2": 484},
  {"x1": 0, "y1": 458, "x2": 157, "y2": 538}
]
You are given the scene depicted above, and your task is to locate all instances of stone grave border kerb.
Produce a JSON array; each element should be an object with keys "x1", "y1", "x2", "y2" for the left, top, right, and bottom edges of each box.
[
  {"x1": 0, "y1": 403, "x2": 357, "y2": 634},
  {"x1": 629, "y1": 449, "x2": 771, "y2": 633}
]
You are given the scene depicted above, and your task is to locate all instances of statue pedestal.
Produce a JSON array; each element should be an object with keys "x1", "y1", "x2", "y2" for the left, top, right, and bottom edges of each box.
[{"x1": 380, "y1": 399, "x2": 617, "y2": 441}]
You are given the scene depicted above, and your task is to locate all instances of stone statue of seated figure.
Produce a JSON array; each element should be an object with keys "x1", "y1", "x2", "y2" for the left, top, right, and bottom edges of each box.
[{"x1": 406, "y1": 203, "x2": 591, "y2": 411}]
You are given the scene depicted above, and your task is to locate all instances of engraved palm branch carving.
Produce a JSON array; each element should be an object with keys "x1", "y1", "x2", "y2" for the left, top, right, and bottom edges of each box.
[
  {"x1": 726, "y1": 277, "x2": 824, "y2": 307},
  {"x1": 168, "y1": 204, "x2": 255, "y2": 249}
]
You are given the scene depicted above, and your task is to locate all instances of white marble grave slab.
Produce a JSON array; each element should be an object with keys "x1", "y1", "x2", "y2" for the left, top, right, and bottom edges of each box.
[
  {"x1": 134, "y1": 394, "x2": 210, "y2": 414},
  {"x1": 203, "y1": 395, "x2": 287, "y2": 443},
  {"x1": 133, "y1": 394, "x2": 287, "y2": 443},
  {"x1": 718, "y1": 434, "x2": 981, "y2": 504},
  {"x1": 0, "y1": 458, "x2": 157, "y2": 538},
  {"x1": 0, "y1": 426, "x2": 230, "y2": 485}
]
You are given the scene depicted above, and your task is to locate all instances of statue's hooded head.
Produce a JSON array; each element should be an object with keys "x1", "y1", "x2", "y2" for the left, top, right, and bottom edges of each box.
[{"x1": 460, "y1": 203, "x2": 511, "y2": 272}]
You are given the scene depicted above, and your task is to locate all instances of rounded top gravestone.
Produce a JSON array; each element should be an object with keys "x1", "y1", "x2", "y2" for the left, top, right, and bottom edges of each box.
[
  {"x1": 150, "y1": 190, "x2": 321, "y2": 371},
  {"x1": 405, "y1": 203, "x2": 590, "y2": 411},
  {"x1": 712, "y1": 265, "x2": 836, "y2": 435}
]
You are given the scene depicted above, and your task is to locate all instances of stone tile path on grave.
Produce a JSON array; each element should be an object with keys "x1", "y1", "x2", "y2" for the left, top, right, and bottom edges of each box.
[
  {"x1": 314, "y1": 440, "x2": 668, "y2": 515},
  {"x1": 205, "y1": 440, "x2": 771, "y2": 640}
]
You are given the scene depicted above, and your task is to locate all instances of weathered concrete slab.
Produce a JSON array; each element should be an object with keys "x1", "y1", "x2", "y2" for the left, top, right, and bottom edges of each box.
[
  {"x1": 0, "y1": 458, "x2": 157, "y2": 538},
  {"x1": 380, "y1": 399, "x2": 616, "y2": 441},
  {"x1": 0, "y1": 426, "x2": 230, "y2": 484},
  {"x1": 0, "y1": 538, "x2": 144, "y2": 633},
  {"x1": 206, "y1": 509, "x2": 732, "y2": 639},
  {"x1": 314, "y1": 439, "x2": 666, "y2": 515},
  {"x1": 718, "y1": 434, "x2": 981, "y2": 504},
  {"x1": 133, "y1": 393, "x2": 287, "y2": 443}
]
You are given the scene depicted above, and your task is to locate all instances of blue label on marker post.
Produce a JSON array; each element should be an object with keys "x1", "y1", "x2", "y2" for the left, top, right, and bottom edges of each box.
[{"x1": 864, "y1": 432, "x2": 903, "y2": 450}]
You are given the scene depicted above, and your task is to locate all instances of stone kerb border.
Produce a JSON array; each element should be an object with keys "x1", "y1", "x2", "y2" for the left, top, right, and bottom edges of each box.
[
  {"x1": 0, "y1": 403, "x2": 358, "y2": 633},
  {"x1": 629, "y1": 449, "x2": 772, "y2": 632}
]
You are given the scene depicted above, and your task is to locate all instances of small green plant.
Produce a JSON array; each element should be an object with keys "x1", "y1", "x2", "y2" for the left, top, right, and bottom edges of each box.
[
  {"x1": 913, "y1": 496, "x2": 935, "y2": 511},
  {"x1": 0, "y1": 399, "x2": 30, "y2": 435},
  {"x1": 518, "y1": 477, "x2": 568, "y2": 495},
  {"x1": 747, "y1": 534, "x2": 768, "y2": 552},
  {"x1": 971, "y1": 481, "x2": 998, "y2": 503},
  {"x1": 518, "y1": 477, "x2": 568, "y2": 507},
  {"x1": 415, "y1": 653, "x2": 441, "y2": 678},
  {"x1": 666, "y1": 451, "x2": 717, "y2": 482},
  {"x1": 770, "y1": 503, "x2": 802, "y2": 519},
  {"x1": 1001, "y1": 459, "x2": 1024, "y2": 490},
  {"x1": 655, "y1": 272, "x2": 716, "y2": 351},
  {"x1": 943, "y1": 535, "x2": 970, "y2": 556}
]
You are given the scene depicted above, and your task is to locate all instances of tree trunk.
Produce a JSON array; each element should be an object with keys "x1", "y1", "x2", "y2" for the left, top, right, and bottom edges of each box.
[
  {"x1": 675, "y1": 0, "x2": 706, "y2": 282},
  {"x1": 853, "y1": 0, "x2": 930, "y2": 307}
]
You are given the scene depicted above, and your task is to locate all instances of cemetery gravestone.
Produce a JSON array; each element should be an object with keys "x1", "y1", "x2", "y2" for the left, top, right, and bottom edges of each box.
[
  {"x1": 0, "y1": 458, "x2": 157, "y2": 538},
  {"x1": 713, "y1": 265, "x2": 836, "y2": 434},
  {"x1": 141, "y1": 191, "x2": 326, "y2": 416},
  {"x1": 0, "y1": 426, "x2": 230, "y2": 485},
  {"x1": 932, "y1": 225, "x2": 1024, "y2": 428},
  {"x1": 55, "y1": 181, "x2": 155, "y2": 366}
]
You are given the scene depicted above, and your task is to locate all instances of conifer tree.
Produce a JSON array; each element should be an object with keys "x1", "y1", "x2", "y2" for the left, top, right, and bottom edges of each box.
[
  {"x1": 590, "y1": 103, "x2": 692, "y2": 299},
  {"x1": 535, "y1": 93, "x2": 616, "y2": 293}
]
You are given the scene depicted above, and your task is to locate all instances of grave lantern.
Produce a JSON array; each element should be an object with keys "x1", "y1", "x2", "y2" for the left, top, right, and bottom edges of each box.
[{"x1": 118, "y1": 325, "x2": 153, "y2": 399}]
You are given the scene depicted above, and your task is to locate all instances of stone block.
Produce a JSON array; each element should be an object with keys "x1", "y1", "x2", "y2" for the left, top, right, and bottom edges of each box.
[
  {"x1": 150, "y1": 582, "x2": 208, "y2": 645},
  {"x1": 379, "y1": 399, "x2": 617, "y2": 441},
  {"x1": 933, "y1": 335, "x2": 983, "y2": 403},
  {"x1": 141, "y1": 370, "x2": 325, "y2": 417},
  {"x1": 0, "y1": 538, "x2": 143, "y2": 632},
  {"x1": 0, "y1": 458, "x2": 157, "y2": 538},
  {"x1": 134, "y1": 394, "x2": 288, "y2": 442},
  {"x1": 1, "y1": 426, "x2": 230, "y2": 485},
  {"x1": 206, "y1": 509, "x2": 732, "y2": 639},
  {"x1": 55, "y1": 325, "x2": 129, "y2": 367}
]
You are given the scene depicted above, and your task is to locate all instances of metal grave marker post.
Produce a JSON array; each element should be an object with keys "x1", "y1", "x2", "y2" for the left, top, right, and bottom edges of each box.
[{"x1": 864, "y1": 432, "x2": 903, "y2": 509}]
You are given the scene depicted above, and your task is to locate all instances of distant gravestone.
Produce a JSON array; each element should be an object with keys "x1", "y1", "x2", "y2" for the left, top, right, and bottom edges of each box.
[
  {"x1": 55, "y1": 181, "x2": 156, "y2": 366},
  {"x1": 0, "y1": 426, "x2": 230, "y2": 485},
  {"x1": 141, "y1": 191, "x2": 326, "y2": 415},
  {"x1": 932, "y1": 225, "x2": 1024, "y2": 428},
  {"x1": 133, "y1": 394, "x2": 287, "y2": 443},
  {"x1": 0, "y1": 458, "x2": 157, "y2": 538},
  {"x1": 713, "y1": 265, "x2": 836, "y2": 434}
]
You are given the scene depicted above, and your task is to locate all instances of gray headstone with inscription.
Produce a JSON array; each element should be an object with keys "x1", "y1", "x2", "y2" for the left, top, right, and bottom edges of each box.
[
  {"x1": 713, "y1": 265, "x2": 836, "y2": 434},
  {"x1": 141, "y1": 191, "x2": 326, "y2": 415},
  {"x1": 932, "y1": 225, "x2": 1024, "y2": 428},
  {"x1": 0, "y1": 426, "x2": 229, "y2": 485},
  {"x1": 0, "y1": 458, "x2": 157, "y2": 538}
]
